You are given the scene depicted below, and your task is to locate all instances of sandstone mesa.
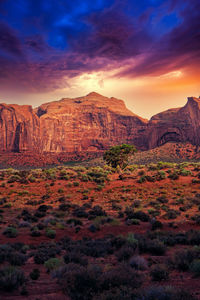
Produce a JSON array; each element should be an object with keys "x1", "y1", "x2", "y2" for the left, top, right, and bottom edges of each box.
[{"x1": 0, "y1": 92, "x2": 200, "y2": 154}]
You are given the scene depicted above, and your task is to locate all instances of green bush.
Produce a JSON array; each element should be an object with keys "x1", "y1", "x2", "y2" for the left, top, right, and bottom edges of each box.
[
  {"x1": 126, "y1": 233, "x2": 138, "y2": 249},
  {"x1": 168, "y1": 172, "x2": 179, "y2": 180},
  {"x1": 3, "y1": 226, "x2": 18, "y2": 238},
  {"x1": 138, "y1": 176, "x2": 146, "y2": 183},
  {"x1": 44, "y1": 258, "x2": 63, "y2": 272},
  {"x1": 157, "y1": 170, "x2": 166, "y2": 180},
  {"x1": 46, "y1": 228, "x2": 56, "y2": 239},
  {"x1": 180, "y1": 169, "x2": 192, "y2": 176}
]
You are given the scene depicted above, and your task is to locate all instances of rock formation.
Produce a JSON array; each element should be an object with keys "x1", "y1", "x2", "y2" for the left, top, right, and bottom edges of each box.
[
  {"x1": 35, "y1": 92, "x2": 148, "y2": 152},
  {"x1": 0, "y1": 103, "x2": 40, "y2": 152},
  {"x1": 0, "y1": 92, "x2": 200, "y2": 155},
  {"x1": 147, "y1": 96, "x2": 200, "y2": 148}
]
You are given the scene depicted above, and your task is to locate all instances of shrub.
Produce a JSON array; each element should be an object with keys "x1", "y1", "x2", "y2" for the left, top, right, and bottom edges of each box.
[
  {"x1": 93, "y1": 286, "x2": 136, "y2": 300},
  {"x1": 59, "y1": 203, "x2": 70, "y2": 211},
  {"x1": 46, "y1": 228, "x2": 56, "y2": 239},
  {"x1": 157, "y1": 170, "x2": 166, "y2": 180},
  {"x1": 168, "y1": 172, "x2": 179, "y2": 180},
  {"x1": 132, "y1": 200, "x2": 141, "y2": 208},
  {"x1": 7, "y1": 175, "x2": 21, "y2": 183},
  {"x1": 19, "y1": 221, "x2": 31, "y2": 228},
  {"x1": 146, "y1": 239, "x2": 166, "y2": 256},
  {"x1": 0, "y1": 266, "x2": 25, "y2": 291},
  {"x1": 138, "y1": 170, "x2": 145, "y2": 176},
  {"x1": 131, "y1": 211, "x2": 150, "y2": 222},
  {"x1": 187, "y1": 230, "x2": 200, "y2": 245},
  {"x1": 77, "y1": 239, "x2": 112, "y2": 258},
  {"x1": 163, "y1": 209, "x2": 180, "y2": 220},
  {"x1": 192, "y1": 179, "x2": 200, "y2": 184},
  {"x1": 140, "y1": 286, "x2": 196, "y2": 300},
  {"x1": 124, "y1": 207, "x2": 135, "y2": 219},
  {"x1": 180, "y1": 169, "x2": 191, "y2": 176},
  {"x1": 150, "y1": 264, "x2": 169, "y2": 281},
  {"x1": 126, "y1": 233, "x2": 138, "y2": 249},
  {"x1": 34, "y1": 210, "x2": 46, "y2": 218},
  {"x1": 44, "y1": 258, "x2": 63, "y2": 272},
  {"x1": 3, "y1": 226, "x2": 18, "y2": 238},
  {"x1": 54, "y1": 263, "x2": 102, "y2": 300},
  {"x1": 126, "y1": 218, "x2": 140, "y2": 225},
  {"x1": 151, "y1": 220, "x2": 163, "y2": 231},
  {"x1": 66, "y1": 218, "x2": 83, "y2": 226},
  {"x1": 34, "y1": 246, "x2": 59, "y2": 264},
  {"x1": 88, "y1": 206, "x2": 107, "y2": 218},
  {"x1": 38, "y1": 204, "x2": 49, "y2": 212},
  {"x1": 88, "y1": 224, "x2": 99, "y2": 233},
  {"x1": 87, "y1": 167, "x2": 108, "y2": 184},
  {"x1": 30, "y1": 227, "x2": 41, "y2": 237},
  {"x1": 0, "y1": 244, "x2": 12, "y2": 263},
  {"x1": 111, "y1": 236, "x2": 126, "y2": 250},
  {"x1": 8, "y1": 252, "x2": 27, "y2": 266},
  {"x1": 172, "y1": 249, "x2": 196, "y2": 271},
  {"x1": 64, "y1": 252, "x2": 88, "y2": 266},
  {"x1": 73, "y1": 207, "x2": 88, "y2": 218},
  {"x1": 138, "y1": 176, "x2": 146, "y2": 183},
  {"x1": 99, "y1": 264, "x2": 142, "y2": 290},
  {"x1": 190, "y1": 259, "x2": 200, "y2": 277},
  {"x1": 30, "y1": 268, "x2": 40, "y2": 280},
  {"x1": 129, "y1": 255, "x2": 148, "y2": 270},
  {"x1": 157, "y1": 196, "x2": 168, "y2": 204},
  {"x1": 116, "y1": 246, "x2": 135, "y2": 262},
  {"x1": 103, "y1": 144, "x2": 137, "y2": 169},
  {"x1": 148, "y1": 209, "x2": 160, "y2": 217}
]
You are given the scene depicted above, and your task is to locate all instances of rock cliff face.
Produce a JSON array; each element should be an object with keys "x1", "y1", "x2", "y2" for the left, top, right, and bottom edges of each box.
[
  {"x1": 0, "y1": 103, "x2": 40, "y2": 152},
  {"x1": 35, "y1": 92, "x2": 148, "y2": 152},
  {"x1": 0, "y1": 92, "x2": 200, "y2": 154},
  {"x1": 147, "y1": 96, "x2": 200, "y2": 149}
]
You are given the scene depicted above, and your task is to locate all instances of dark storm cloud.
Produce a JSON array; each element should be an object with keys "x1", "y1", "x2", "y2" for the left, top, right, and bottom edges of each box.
[
  {"x1": 0, "y1": 22, "x2": 23, "y2": 58},
  {"x1": 0, "y1": 0, "x2": 199, "y2": 93},
  {"x1": 119, "y1": 0, "x2": 200, "y2": 77}
]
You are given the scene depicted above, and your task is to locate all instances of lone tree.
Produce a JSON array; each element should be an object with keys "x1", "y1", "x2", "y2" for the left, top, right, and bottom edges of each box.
[{"x1": 103, "y1": 144, "x2": 137, "y2": 169}]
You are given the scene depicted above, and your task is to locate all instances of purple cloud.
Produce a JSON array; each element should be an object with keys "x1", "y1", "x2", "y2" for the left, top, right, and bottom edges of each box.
[{"x1": 0, "y1": 0, "x2": 199, "y2": 95}]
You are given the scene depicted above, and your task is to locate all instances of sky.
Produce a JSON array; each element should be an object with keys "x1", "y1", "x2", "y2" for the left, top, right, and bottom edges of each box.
[{"x1": 0, "y1": 0, "x2": 199, "y2": 119}]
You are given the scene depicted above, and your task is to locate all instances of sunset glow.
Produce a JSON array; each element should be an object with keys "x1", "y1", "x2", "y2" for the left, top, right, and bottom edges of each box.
[{"x1": 0, "y1": 0, "x2": 199, "y2": 118}]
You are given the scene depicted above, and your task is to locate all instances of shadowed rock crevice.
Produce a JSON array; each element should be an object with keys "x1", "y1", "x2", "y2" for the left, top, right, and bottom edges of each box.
[
  {"x1": 36, "y1": 107, "x2": 47, "y2": 117},
  {"x1": 157, "y1": 132, "x2": 182, "y2": 147},
  {"x1": 13, "y1": 123, "x2": 21, "y2": 152}
]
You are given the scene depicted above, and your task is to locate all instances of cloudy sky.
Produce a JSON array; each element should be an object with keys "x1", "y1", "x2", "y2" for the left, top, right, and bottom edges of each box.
[{"x1": 0, "y1": 0, "x2": 199, "y2": 118}]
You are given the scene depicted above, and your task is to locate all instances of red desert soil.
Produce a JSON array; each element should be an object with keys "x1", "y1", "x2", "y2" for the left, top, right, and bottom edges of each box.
[
  {"x1": 1, "y1": 142, "x2": 200, "y2": 169},
  {"x1": 1, "y1": 164, "x2": 200, "y2": 299}
]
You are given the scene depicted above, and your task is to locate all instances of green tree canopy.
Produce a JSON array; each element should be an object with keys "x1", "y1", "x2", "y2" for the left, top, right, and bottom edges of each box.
[{"x1": 103, "y1": 144, "x2": 137, "y2": 169}]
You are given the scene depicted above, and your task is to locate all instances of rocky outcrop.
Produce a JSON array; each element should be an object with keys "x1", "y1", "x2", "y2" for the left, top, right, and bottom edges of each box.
[
  {"x1": 0, "y1": 103, "x2": 40, "y2": 152},
  {"x1": 35, "y1": 92, "x2": 148, "y2": 152},
  {"x1": 0, "y1": 92, "x2": 200, "y2": 155},
  {"x1": 147, "y1": 96, "x2": 200, "y2": 148}
]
